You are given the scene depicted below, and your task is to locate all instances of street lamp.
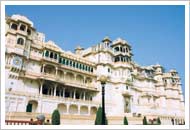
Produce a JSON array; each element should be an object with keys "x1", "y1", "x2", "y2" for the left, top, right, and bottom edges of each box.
[{"x1": 99, "y1": 75, "x2": 108, "y2": 125}]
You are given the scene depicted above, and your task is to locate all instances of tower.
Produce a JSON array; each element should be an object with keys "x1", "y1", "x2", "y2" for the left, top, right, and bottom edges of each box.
[{"x1": 111, "y1": 38, "x2": 133, "y2": 63}]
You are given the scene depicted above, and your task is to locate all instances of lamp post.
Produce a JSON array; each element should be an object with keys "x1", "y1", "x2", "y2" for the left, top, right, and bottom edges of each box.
[{"x1": 99, "y1": 75, "x2": 107, "y2": 125}]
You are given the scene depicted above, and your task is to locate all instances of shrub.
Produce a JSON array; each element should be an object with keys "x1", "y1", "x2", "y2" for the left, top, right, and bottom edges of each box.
[
  {"x1": 51, "y1": 109, "x2": 60, "y2": 125},
  {"x1": 123, "y1": 116, "x2": 128, "y2": 125},
  {"x1": 157, "y1": 117, "x2": 161, "y2": 125},
  {"x1": 143, "y1": 116, "x2": 148, "y2": 125},
  {"x1": 95, "y1": 107, "x2": 108, "y2": 125}
]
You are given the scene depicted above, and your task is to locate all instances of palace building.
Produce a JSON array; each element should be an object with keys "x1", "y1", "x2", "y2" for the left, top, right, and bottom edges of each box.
[{"x1": 5, "y1": 14, "x2": 185, "y2": 125}]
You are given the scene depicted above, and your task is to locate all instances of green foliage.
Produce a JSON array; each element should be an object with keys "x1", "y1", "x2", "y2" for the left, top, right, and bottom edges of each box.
[
  {"x1": 123, "y1": 116, "x2": 128, "y2": 125},
  {"x1": 51, "y1": 109, "x2": 60, "y2": 125},
  {"x1": 143, "y1": 116, "x2": 148, "y2": 125},
  {"x1": 157, "y1": 117, "x2": 161, "y2": 125},
  {"x1": 95, "y1": 107, "x2": 108, "y2": 125}
]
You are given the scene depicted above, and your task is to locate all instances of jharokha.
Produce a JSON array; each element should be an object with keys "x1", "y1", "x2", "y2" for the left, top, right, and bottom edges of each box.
[{"x1": 5, "y1": 14, "x2": 185, "y2": 125}]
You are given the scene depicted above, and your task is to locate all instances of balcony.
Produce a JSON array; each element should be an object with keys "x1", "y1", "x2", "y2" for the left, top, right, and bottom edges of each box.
[
  {"x1": 42, "y1": 57, "x2": 58, "y2": 64},
  {"x1": 23, "y1": 71, "x2": 98, "y2": 91}
]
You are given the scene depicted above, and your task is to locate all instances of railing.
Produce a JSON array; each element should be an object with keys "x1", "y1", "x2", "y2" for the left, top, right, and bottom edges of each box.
[
  {"x1": 6, "y1": 89, "x2": 100, "y2": 106},
  {"x1": 5, "y1": 120, "x2": 42, "y2": 125}
]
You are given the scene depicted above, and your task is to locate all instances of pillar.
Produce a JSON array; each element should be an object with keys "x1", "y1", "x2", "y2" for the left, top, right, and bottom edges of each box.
[
  {"x1": 39, "y1": 80, "x2": 44, "y2": 95},
  {"x1": 73, "y1": 89, "x2": 76, "y2": 99},
  {"x1": 84, "y1": 77, "x2": 86, "y2": 84},
  {"x1": 66, "y1": 104, "x2": 69, "y2": 114},
  {"x1": 64, "y1": 71, "x2": 67, "y2": 81},
  {"x1": 62, "y1": 88, "x2": 65, "y2": 98},
  {"x1": 88, "y1": 106, "x2": 91, "y2": 115},
  {"x1": 54, "y1": 84, "x2": 57, "y2": 96},
  {"x1": 83, "y1": 91, "x2": 86, "y2": 101},
  {"x1": 55, "y1": 67, "x2": 58, "y2": 76},
  {"x1": 74, "y1": 74, "x2": 77, "y2": 82},
  {"x1": 42, "y1": 64, "x2": 45, "y2": 73},
  {"x1": 78, "y1": 105, "x2": 80, "y2": 115}
]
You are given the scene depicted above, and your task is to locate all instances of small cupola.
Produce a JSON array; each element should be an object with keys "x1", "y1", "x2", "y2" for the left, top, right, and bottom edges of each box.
[{"x1": 75, "y1": 46, "x2": 84, "y2": 55}]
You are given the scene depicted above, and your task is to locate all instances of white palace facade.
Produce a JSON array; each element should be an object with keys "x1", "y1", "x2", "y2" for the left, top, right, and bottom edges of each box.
[{"x1": 5, "y1": 14, "x2": 185, "y2": 125}]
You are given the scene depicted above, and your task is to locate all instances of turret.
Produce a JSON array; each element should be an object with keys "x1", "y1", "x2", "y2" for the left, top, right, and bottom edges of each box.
[
  {"x1": 75, "y1": 46, "x2": 84, "y2": 55},
  {"x1": 111, "y1": 38, "x2": 133, "y2": 63}
]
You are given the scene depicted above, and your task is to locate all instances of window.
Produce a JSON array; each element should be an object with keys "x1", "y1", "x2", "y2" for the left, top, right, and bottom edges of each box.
[
  {"x1": 26, "y1": 103, "x2": 32, "y2": 112},
  {"x1": 50, "y1": 52, "x2": 53, "y2": 58},
  {"x1": 17, "y1": 38, "x2": 24, "y2": 45},
  {"x1": 45, "y1": 51, "x2": 49, "y2": 57},
  {"x1": 108, "y1": 68, "x2": 110, "y2": 73},
  {"x1": 20, "y1": 24, "x2": 26, "y2": 31},
  {"x1": 73, "y1": 62, "x2": 75, "y2": 67},
  {"x1": 88, "y1": 66, "x2": 90, "y2": 72},
  {"x1": 11, "y1": 23, "x2": 17, "y2": 30},
  {"x1": 126, "y1": 86, "x2": 128, "y2": 90},
  {"x1": 66, "y1": 59, "x2": 69, "y2": 65},
  {"x1": 82, "y1": 64, "x2": 85, "y2": 70},
  {"x1": 79, "y1": 64, "x2": 82, "y2": 69},
  {"x1": 76, "y1": 63, "x2": 78, "y2": 68},
  {"x1": 70, "y1": 60, "x2": 72, "y2": 66},
  {"x1": 91, "y1": 68, "x2": 93, "y2": 72},
  {"x1": 54, "y1": 53, "x2": 57, "y2": 59},
  {"x1": 59, "y1": 58, "x2": 62, "y2": 63},
  {"x1": 27, "y1": 29, "x2": 31, "y2": 35},
  {"x1": 62, "y1": 58, "x2": 65, "y2": 64}
]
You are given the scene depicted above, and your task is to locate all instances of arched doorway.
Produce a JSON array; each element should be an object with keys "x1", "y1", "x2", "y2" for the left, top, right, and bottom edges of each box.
[
  {"x1": 80, "y1": 106, "x2": 88, "y2": 115},
  {"x1": 90, "y1": 106, "x2": 97, "y2": 115},
  {"x1": 69, "y1": 104, "x2": 78, "y2": 114},
  {"x1": 26, "y1": 100, "x2": 38, "y2": 113},
  {"x1": 57, "y1": 103, "x2": 67, "y2": 114}
]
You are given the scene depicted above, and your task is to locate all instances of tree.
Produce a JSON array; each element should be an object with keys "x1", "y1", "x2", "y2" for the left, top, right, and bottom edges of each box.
[
  {"x1": 51, "y1": 109, "x2": 60, "y2": 125},
  {"x1": 95, "y1": 107, "x2": 108, "y2": 125},
  {"x1": 123, "y1": 116, "x2": 128, "y2": 125},
  {"x1": 143, "y1": 116, "x2": 148, "y2": 125},
  {"x1": 157, "y1": 117, "x2": 161, "y2": 125}
]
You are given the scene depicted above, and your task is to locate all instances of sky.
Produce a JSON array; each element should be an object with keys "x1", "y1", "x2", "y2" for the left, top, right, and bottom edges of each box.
[{"x1": 6, "y1": 5, "x2": 185, "y2": 97}]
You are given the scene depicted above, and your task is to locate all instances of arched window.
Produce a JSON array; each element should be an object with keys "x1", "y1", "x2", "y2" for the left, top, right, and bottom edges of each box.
[
  {"x1": 73, "y1": 62, "x2": 75, "y2": 67},
  {"x1": 17, "y1": 38, "x2": 24, "y2": 45},
  {"x1": 27, "y1": 29, "x2": 31, "y2": 35},
  {"x1": 70, "y1": 60, "x2": 72, "y2": 66},
  {"x1": 20, "y1": 24, "x2": 26, "y2": 31},
  {"x1": 45, "y1": 50, "x2": 49, "y2": 57},
  {"x1": 66, "y1": 59, "x2": 69, "y2": 65},
  {"x1": 11, "y1": 23, "x2": 17, "y2": 30},
  {"x1": 76, "y1": 63, "x2": 78, "y2": 68},
  {"x1": 59, "y1": 58, "x2": 62, "y2": 63},
  {"x1": 54, "y1": 53, "x2": 57, "y2": 59},
  {"x1": 115, "y1": 47, "x2": 119, "y2": 52},
  {"x1": 91, "y1": 68, "x2": 93, "y2": 72},
  {"x1": 50, "y1": 52, "x2": 53, "y2": 58},
  {"x1": 62, "y1": 59, "x2": 65, "y2": 65}
]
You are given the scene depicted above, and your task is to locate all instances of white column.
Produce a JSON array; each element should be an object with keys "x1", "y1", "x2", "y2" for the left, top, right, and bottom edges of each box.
[
  {"x1": 42, "y1": 64, "x2": 45, "y2": 73},
  {"x1": 74, "y1": 74, "x2": 77, "y2": 82},
  {"x1": 84, "y1": 77, "x2": 86, "y2": 85},
  {"x1": 39, "y1": 80, "x2": 44, "y2": 95},
  {"x1": 64, "y1": 72, "x2": 67, "y2": 81},
  {"x1": 78, "y1": 105, "x2": 80, "y2": 115},
  {"x1": 88, "y1": 106, "x2": 91, "y2": 115},
  {"x1": 83, "y1": 91, "x2": 86, "y2": 101},
  {"x1": 62, "y1": 88, "x2": 65, "y2": 98},
  {"x1": 73, "y1": 89, "x2": 76, "y2": 99},
  {"x1": 54, "y1": 84, "x2": 57, "y2": 96},
  {"x1": 55, "y1": 67, "x2": 58, "y2": 76},
  {"x1": 66, "y1": 104, "x2": 69, "y2": 114}
]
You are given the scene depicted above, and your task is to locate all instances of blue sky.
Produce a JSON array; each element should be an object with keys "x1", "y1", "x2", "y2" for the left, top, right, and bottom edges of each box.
[{"x1": 6, "y1": 5, "x2": 185, "y2": 96}]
